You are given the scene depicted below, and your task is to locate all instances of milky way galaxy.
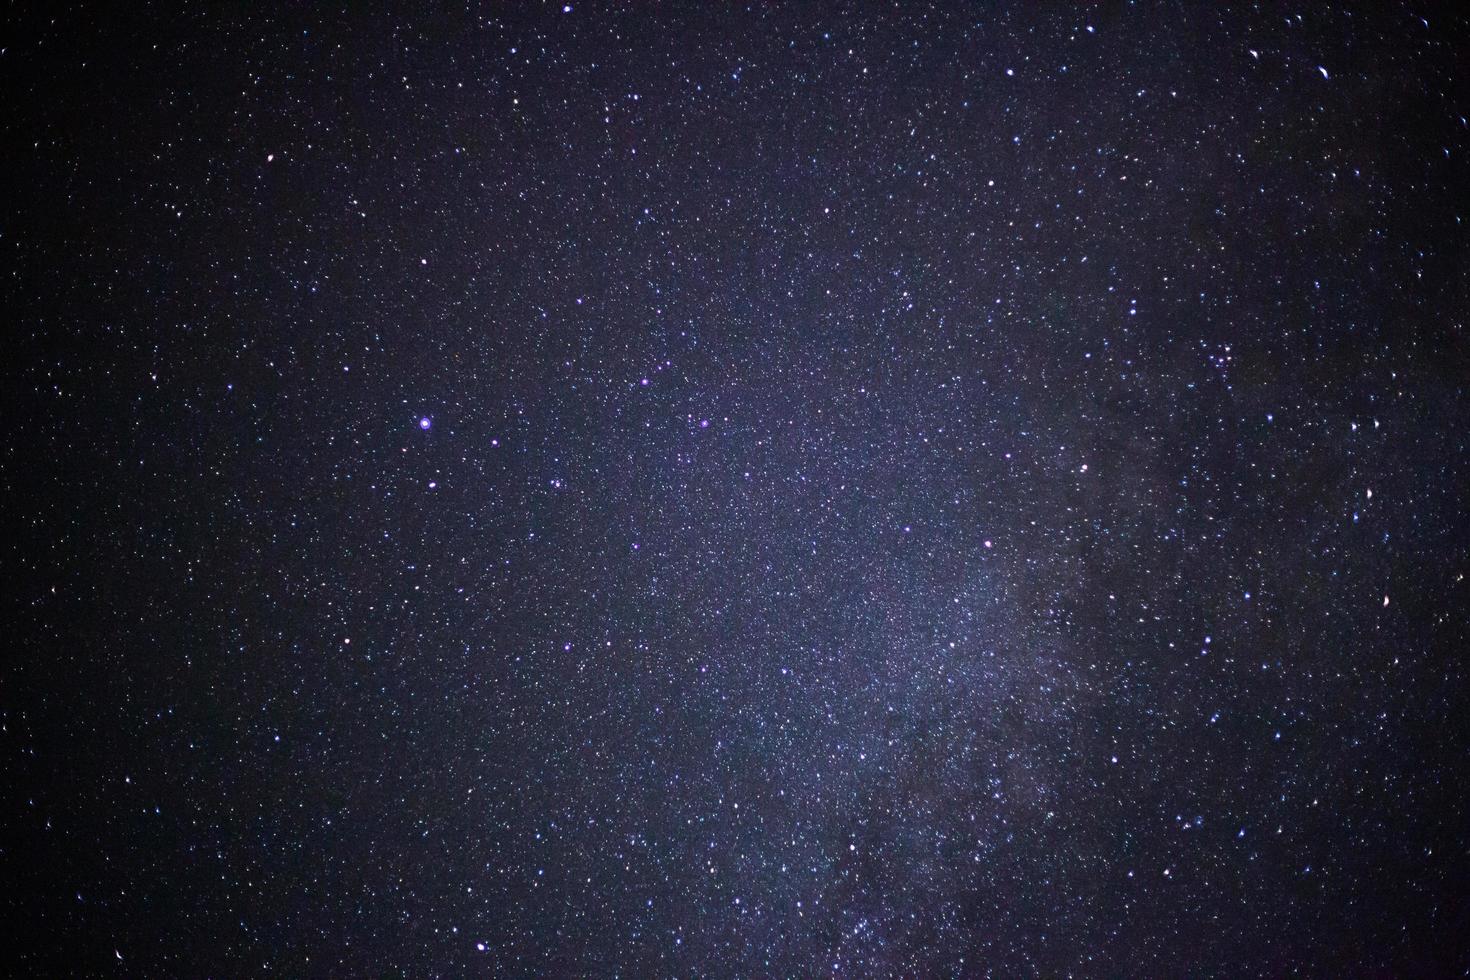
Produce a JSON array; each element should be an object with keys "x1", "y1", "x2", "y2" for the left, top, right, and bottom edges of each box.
[{"x1": 5, "y1": 3, "x2": 1470, "y2": 976}]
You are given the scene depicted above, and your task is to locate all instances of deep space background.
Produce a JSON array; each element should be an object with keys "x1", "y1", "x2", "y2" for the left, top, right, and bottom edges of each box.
[{"x1": 4, "y1": 2, "x2": 1470, "y2": 976}]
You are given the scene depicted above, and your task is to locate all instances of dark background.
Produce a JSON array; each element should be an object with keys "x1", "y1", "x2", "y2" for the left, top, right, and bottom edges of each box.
[{"x1": 3, "y1": 2, "x2": 1468, "y2": 975}]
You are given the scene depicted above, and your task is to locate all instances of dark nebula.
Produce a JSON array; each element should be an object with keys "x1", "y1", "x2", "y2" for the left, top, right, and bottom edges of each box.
[{"x1": 5, "y1": 3, "x2": 1469, "y2": 976}]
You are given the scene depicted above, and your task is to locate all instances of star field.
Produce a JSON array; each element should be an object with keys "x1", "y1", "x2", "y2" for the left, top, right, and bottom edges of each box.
[{"x1": 4, "y1": 3, "x2": 1470, "y2": 976}]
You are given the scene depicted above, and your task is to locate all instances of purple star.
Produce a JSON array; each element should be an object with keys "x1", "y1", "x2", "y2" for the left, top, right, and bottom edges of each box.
[{"x1": 419, "y1": 417, "x2": 431, "y2": 430}]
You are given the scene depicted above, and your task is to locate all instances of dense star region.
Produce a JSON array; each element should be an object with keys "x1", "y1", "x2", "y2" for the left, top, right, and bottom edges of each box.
[{"x1": 4, "y1": 3, "x2": 1469, "y2": 976}]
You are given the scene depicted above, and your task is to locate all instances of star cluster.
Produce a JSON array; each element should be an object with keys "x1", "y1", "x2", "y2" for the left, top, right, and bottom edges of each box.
[{"x1": 5, "y1": 3, "x2": 1469, "y2": 976}]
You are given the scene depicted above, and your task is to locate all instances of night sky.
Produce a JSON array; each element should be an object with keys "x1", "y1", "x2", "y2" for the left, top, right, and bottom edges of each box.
[{"x1": 5, "y1": 3, "x2": 1470, "y2": 976}]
